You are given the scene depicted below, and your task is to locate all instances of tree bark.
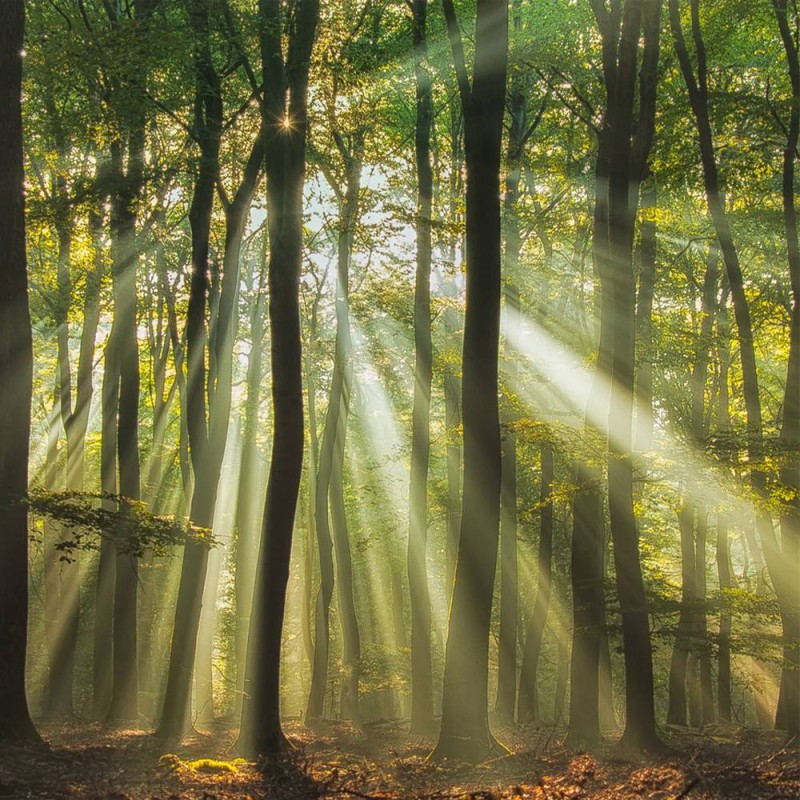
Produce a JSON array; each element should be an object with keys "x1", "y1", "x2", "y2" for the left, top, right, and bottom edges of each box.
[
  {"x1": 495, "y1": 47, "x2": 527, "y2": 723},
  {"x1": 671, "y1": 0, "x2": 797, "y2": 735},
  {"x1": 772, "y1": 0, "x2": 800, "y2": 739},
  {"x1": 0, "y1": 0, "x2": 40, "y2": 741},
  {"x1": 432, "y1": 0, "x2": 507, "y2": 763},
  {"x1": 518, "y1": 445, "x2": 554, "y2": 723},
  {"x1": 239, "y1": 0, "x2": 319, "y2": 756},
  {"x1": 407, "y1": 0, "x2": 435, "y2": 735},
  {"x1": 234, "y1": 264, "x2": 268, "y2": 716},
  {"x1": 598, "y1": 0, "x2": 662, "y2": 752}
]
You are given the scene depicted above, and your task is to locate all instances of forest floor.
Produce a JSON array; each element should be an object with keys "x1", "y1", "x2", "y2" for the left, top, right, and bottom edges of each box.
[{"x1": 0, "y1": 720, "x2": 797, "y2": 800}]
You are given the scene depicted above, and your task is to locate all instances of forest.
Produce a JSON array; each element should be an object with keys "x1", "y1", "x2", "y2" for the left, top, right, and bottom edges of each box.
[{"x1": 0, "y1": 0, "x2": 798, "y2": 797}]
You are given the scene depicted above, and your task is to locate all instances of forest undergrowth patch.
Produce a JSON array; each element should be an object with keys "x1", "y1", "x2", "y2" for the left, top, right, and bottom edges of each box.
[{"x1": 0, "y1": 722, "x2": 796, "y2": 799}]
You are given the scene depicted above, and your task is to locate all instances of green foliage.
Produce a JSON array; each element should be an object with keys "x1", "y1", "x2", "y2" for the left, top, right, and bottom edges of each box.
[{"x1": 24, "y1": 488, "x2": 214, "y2": 561}]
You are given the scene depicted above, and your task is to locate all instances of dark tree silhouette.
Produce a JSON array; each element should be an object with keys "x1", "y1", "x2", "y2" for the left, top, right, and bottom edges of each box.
[
  {"x1": 240, "y1": 0, "x2": 320, "y2": 757},
  {"x1": 0, "y1": 0, "x2": 42, "y2": 745},
  {"x1": 432, "y1": 0, "x2": 508, "y2": 763}
]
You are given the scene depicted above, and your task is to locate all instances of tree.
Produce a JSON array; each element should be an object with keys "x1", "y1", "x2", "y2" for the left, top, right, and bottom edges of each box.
[
  {"x1": 599, "y1": 0, "x2": 662, "y2": 752},
  {"x1": 431, "y1": 0, "x2": 508, "y2": 762},
  {"x1": 159, "y1": 0, "x2": 265, "y2": 736},
  {"x1": 671, "y1": 0, "x2": 798, "y2": 737},
  {"x1": 239, "y1": 0, "x2": 320, "y2": 757},
  {"x1": 771, "y1": 0, "x2": 800, "y2": 739},
  {"x1": 0, "y1": 0, "x2": 41, "y2": 745},
  {"x1": 407, "y1": 0, "x2": 435, "y2": 735}
]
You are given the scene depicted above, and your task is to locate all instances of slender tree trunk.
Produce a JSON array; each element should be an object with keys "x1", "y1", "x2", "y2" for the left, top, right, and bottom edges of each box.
[
  {"x1": 239, "y1": 0, "x2": 319, "y2": 756},
  {"x1": 234, "y1": 273, "x2": 268, "y2": 716},
  {"x1": 443, "y1": 106, "x2": 463, "y2": 592},
  {"x1": 635, "y1": 182, "x2": 656, "y2": 452},
  {"x1": 0, "y1": 1, "x2": 40, "y2": 739},
  {"x1": 44, "y1": 199, "x2": 81, "y2": 721},
  {"x1": 566, "y1": 69, "x2": 615, "y2": 749},
  {"x1": 103, "y1": 0, "x2": 161, "y2": 724},
  {"x1": 307, "y1": 151, "x2": 362, "y2": 721},
  {"x1": 668, "y1": 501, "x2": 696, "y2": 726},
  {"x1": 106, "y1": 141, "x2": 143, "y2": 723},
  {"x1": 715, "y1": 298, "x2": 734, "y2": 724},
  {"x1": 495, "y1": 45, "x2": 527, "y2": 722},
  {"x1": 772, "y1": 0, "x2": 800, "y2": 739},
  {"x1": 159, "y1": 2, "x2": 223, "y2": 732},
  {"x1": 95, "y1": 323, "x2": 119, "y2": 719},
  {"x1": 408, "y1": 0, "x2": 435, "y2": 735},
  {"x1": 518, "y1": 445, "x2": 554, "y2": 723},
  {"x1": 599, "y1": 0, "x2": 662, "y2": 752},
  {"x1": 668, "y1": 248, "x2": 717, "y2": 727},
  {"x1": 432, "y1": 0, "x2": 507, "y2": 763},
  {"x1": 672, "y1": 0, "x2": 796, "y2": 734}
]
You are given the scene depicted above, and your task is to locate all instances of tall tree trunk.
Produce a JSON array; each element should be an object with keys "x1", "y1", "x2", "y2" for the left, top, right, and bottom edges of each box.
[
  {"x1": 158, "y1": 0, "x2": 223, "y2": 733},
  {"x1": 102, "y1": 0, "x2": 161, "y2": 724},
  {"x1": 598, "y1": 0, "x2": 662, "y2": 752},
  {"x1": 443, "y1": 105, "x2": 463, "y2": 592},
  {"x1": 0, "y1": 1, "x2": 40, "y2": 740},
  {"x1": 106, "y1": 136, "x2": 143, "y2": 723},
  {"x1": 44, "y1": 180, "x2": 80, "y2": 720},
  {"x1": 518, "y1": 445, "x2": 554, "y2": 723},
  {"x1": 667, "y1": 248, "x2": 717, "y2": 726},
  {"x1": 307, "y1": 150, "x2": 362, "y2": 721},
  {"x1": 240, "y1": 0, "x2": 319, "y2": 756},
  {"x1": 302, "y1": 279, "x2": 321, "y2": 680},
  {"x1": 667, "y1": 501, "x2": 696, "y2": 726},
  {"x1": 495, "y1": 32, "x2": 527, "y2": 720},
  {"x1": 566, "y1": 59, "x2": 615, "y2": 749},
  {"x1": 329, "y1": 153, "x2": 362, "y2": 723},
  {"x1": 234, "y1": 267, "x2": 268, "y2": 716},
  {"x1": 715, "y1": 294, "x2": 734, "y2": 724},
  {"x1": 432, "y1": 0, "x2": 507, "y2": 763},
  {"x1": 95, "y1": 324, "x2": 119, "y2": 719},
  {"x1": 160, "y1": 10, "x2": 264, "y2": 735},
  {"x1": 671, "y1": 0, "x2": 796, "y2": 734},
  {"x1": 772, "y1": 0, "x2": 800, "y2": 739},
  {"x1": 635, "y1": 182, "x2": 656, "y2": 452},
  {"x1": 407, "y1": 0, "x2": 435, "y2": 735}
]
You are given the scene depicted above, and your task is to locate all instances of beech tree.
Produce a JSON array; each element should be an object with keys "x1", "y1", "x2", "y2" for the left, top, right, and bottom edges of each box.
[
  {"x1": 239, "y1": 0, "x2": 320, "y2": 756},
  {"x1": 432, "y1": 0, "x2": 508, "y2": 762},
  {"x1": 0, "y1": 0, "x2": 40, "y2": 745}
]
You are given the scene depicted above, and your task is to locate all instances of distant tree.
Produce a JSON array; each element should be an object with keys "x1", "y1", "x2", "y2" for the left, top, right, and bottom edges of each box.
[{"x1": 407, "y1": 0, "x2": 435, "y2": 735}]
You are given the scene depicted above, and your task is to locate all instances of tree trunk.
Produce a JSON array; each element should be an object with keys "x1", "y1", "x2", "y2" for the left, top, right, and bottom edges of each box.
[
  {"x1": 772, "y1": 0, "x2": 800, "y2": 739},
  {"x1": 160, "y1": 8, "x2": 264, "y2": 734},
  {"x1": 432, "y1": 0, "x2": 507, "y2": 763},
  {"x1": 239, "y1": 0, "x2": 319, "y2": 756},
  {"x1": 234, "y1": 268, "x2": 268, "y2": 716},
  {"x1": 106, "y1": 139, "x2": 143, "y2": 723},
  {"x1": 158, "y1": 1, "x2": 223, "y2": 733},
  {"x1": 495, "y1": 56, "x2": 527, "y2": 724},
  {"x1": 599, "y1": 0, "x2": 661, "y2": 752},
  {"x1": 566, "y1": 62, "x2": 615, "y2": 749},
  {"x1": 671, "y1": 0, "x2": 796, "y2": 735},
  {"x1": 518, "y1": 445, "x2": 554, "y2": 723},
  {"x1": 407, "y1": 0, "x2": 435, "y2": 736},
  {"x1": 0, "y1": 1, "x2": 40, "y2": 740},
  {"x1": 667, "y1": 501, "x2": 696, "y2": 726},
  {"x1": 635, "y1": 182, "x2": 656, "y2": 452},
  {"x1": 443, "y1": 105, "x2": 463, "y2": 593},
  {"x1": 668, "y1": 247, "x2": 718, "y2": 727}
]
